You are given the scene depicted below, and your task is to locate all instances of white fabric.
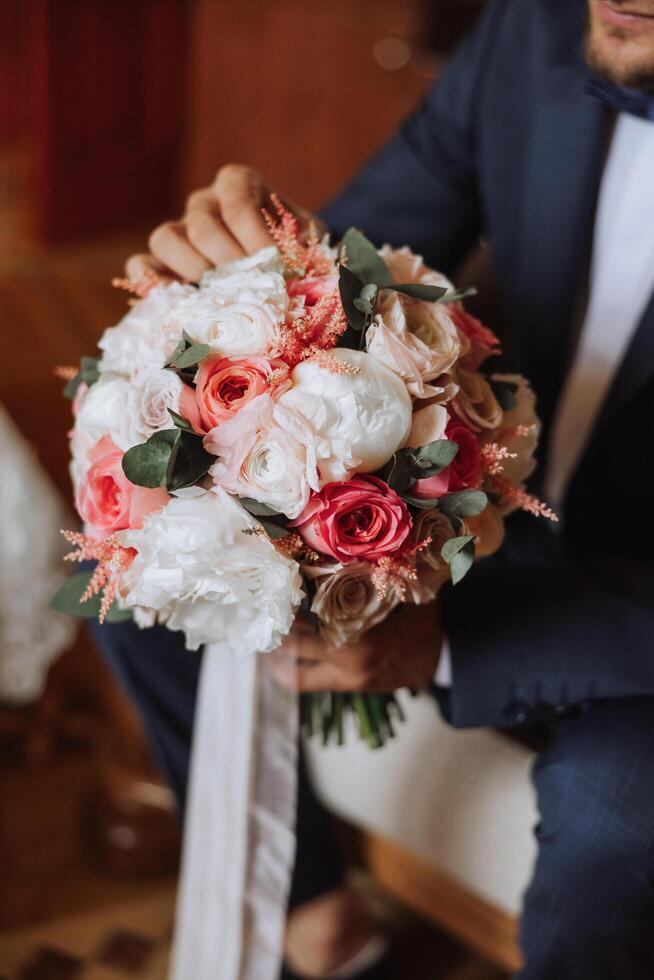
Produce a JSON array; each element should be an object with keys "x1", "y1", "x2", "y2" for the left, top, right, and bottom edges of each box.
[
  {"x1": 0, "y1": 405, "x2": 77, "y2": 702},
  {"x1": 171, "y1": 646, "x2": 298, "y2": 980},
  {"x1": 434, "y1": 638, "x2": 452, "y2": 687},
  {"x1": 544, "y1": 114, "x2": 654, "y2": 510}
]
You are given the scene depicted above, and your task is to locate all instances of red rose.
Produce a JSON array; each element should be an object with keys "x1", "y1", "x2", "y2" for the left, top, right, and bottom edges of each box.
[
  {"x1": 448, "y1": 303, "x2": 501, "y2": 370},
  {"x1": 412, "y1": 420, "x2": 483, "y2": 499},
  {"x1": 291, "y1": 476, "x2": 412, "y2": 562}
]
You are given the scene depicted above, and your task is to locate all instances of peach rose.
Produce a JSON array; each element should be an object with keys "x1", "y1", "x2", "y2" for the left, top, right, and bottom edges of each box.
[
  {"x1": 291, "y1": 476, "x2": 412, "y2": 563},
  {"x1": 452, "y1": 368, "x2": 503, "y2": 431},
  {"x1": 180, "y1": 355, "x2": 290, "y2": 433},
  {"x1": 287, "y1": 274, "x2": 339, "y2": 307},
  {"x1": 76, "y1": 436, "x2": 169, "y2": 538}
]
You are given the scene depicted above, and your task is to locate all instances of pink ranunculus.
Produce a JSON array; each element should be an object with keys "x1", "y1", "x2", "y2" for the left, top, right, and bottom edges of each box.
[
  {"x1": 291, "y1": 476, "x2": 412, "y2": 563},
  {"x1": 287, "y1": 274, "x2": 339, "y2": 307},
  {"x1": 448, "y1": 303, "x2": 501, "y2": 370},
  {"x1": 412, "y1": 419, "x2": 483, "y2": 500},
  {"x1": 182, "y1": 355, "x2": 290, "y2": 433},
  {"x1": 76, "y1": 436, "x2": 169, "y2": 538}
]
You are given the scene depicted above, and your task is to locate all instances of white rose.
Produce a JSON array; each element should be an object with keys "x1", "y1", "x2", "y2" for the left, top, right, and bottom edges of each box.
[
  {"x1": 119, "y1": 488, "x2": 303, "y2": 654},
  {"x1": 73, "y1": 373, "x2": 131, "y2": 450},
  {"x1": 165, "y1": 247, "x2": 288, "y2": 355},
  {"x1": 366, "y1": 291, "x2": 461, "y2": 399},
  {"x1": 278, "y1": 349, "x2": 412, "y2": 483},
  {"x1": 206, "y1": 394, "x2": 319, "y2": 520},
  {"x1": 125, "y1": 365, "x2": 183, "y2": 446},
  {"x1": 310, "y1": 561, "x2": 400, "y2": 648},
  {"x1": 98, "y1": 282, "x2": 193, "y2": 376}
]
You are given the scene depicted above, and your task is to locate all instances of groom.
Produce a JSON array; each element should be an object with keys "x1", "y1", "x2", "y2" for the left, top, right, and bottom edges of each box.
[{"x1": 93, "y1": 0, "x2": 654, "y2": 977}]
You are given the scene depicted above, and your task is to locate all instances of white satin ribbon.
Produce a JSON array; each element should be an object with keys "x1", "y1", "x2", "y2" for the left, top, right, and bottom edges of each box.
[{"x1": 171, "y1": 644, "x2": 298, "y2": 980}]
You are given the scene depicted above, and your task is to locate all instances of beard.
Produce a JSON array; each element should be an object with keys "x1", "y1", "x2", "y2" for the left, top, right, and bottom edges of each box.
[{"x1": 585, "y1": 19, "x2": 654, "y2": 89}]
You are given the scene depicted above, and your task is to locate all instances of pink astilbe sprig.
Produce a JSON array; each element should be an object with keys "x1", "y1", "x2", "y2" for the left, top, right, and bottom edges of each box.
[
  {"x1": 481, "y1": 442, "x2": 518, "y2": 477},
  {"x1": 489, "y1": 475, "x2": 558, "y2": 522},
  {"x1": 54, "y1": 365, "x2": 78, "y2": 381},
  {"x1": 277, "y1": 288, "x2": 349, "y2": 369},
  {"x1": 61, "y1": 530, "x2": 136, "y2": 623},
  {"x1": 371, "y1": 537, "x2": 432, "y2": 601},
  {"x1": 275, "y1": 532, "x2": 321, "y2": 564},
  {"x1": 262, "y1": 193, "x2": 335, "y2": 277},
  {"x1": 111, "y1": 269, "x2": 160, "y2": 301}
]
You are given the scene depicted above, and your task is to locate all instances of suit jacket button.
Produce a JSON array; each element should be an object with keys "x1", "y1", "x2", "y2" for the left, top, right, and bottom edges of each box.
[{"x1": 502, "y1": 698, "x2": 530, "y2": 724}]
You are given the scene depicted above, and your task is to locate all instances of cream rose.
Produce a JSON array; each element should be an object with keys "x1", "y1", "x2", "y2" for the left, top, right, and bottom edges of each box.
[
  {"x1": 486, "y1": 373, "x2": 540, "y2": 487},
  {"x1": 125, "y1": 365, "x2": 183, "y2": 446},
  {"x1": 278, "y1": 349, "x2": 412, "y2": 483},
  {"x1": 165, "y1": 247, "x2": 288, "y2": 356},
  {"x1": 378, "y1": 245, "x2": 454, "y2": 294},
  {"x1": 409, "y1": 508, "x2": 457, "y2": 603},
  {"x1": 309, "y1": 561, "x2": 400, "y2": 648},
  {"x1": 452, "y1": 368, "x2": 503, "y2": 431},
  {"x1": 119, "y1": 488, "x2": 303, "y2": 653}
]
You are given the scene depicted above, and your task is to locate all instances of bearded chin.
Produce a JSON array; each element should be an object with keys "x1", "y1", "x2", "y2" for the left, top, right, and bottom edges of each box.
[{"x1": 585, "y1": 23, "x2": 654, "y2": 90}]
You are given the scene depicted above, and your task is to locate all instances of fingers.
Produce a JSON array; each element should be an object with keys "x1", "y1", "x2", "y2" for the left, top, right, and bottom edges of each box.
[
  {"x1": 148, "y1": 220, "x2": 213, "y2": 283},
  {"x1": 185, "y1": 196, "x2": 245, "y2": 266},
  {"x1": 211, "y1": 164, "x2": 275, "y2": 254},
  {"x1": 124, "y1": 252, "x2": 175, "y2": 285}
]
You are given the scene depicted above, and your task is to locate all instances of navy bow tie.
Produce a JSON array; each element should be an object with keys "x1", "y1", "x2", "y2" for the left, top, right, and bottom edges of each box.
[{"x1": 586, "y1": 73, "x2": 654, "y2": 121}]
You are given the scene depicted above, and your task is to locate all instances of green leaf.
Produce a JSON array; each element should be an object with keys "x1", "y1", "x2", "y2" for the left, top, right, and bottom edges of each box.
[
  {"x1": 165, "y1": 336, "x2": 188, "y2": 367},
  {"x1": 63, "y1": 356, "x2": 101, "y2": 399},
  {"x1": 259, "y1": 518, "x2": 290, "y2": 540},
  {"x1": 437, "y1": 286, "x2": 478, "y2": 304},
  {"x1": 63, "y1": 372, "x2": 82, "y2": 400},
  {"x1": 172, "y1": 343, "x2": 210, "y2": 370},
  {"x1": 50, "y1": 571, "x2": 132, "y2": 621},
  {"x1": 490, "y1": 379, "x2": 519, "y2": 411},
  {"x1": 441, "y1": 535, "x2": 476, "y2": 585},
  {"x1": 389, "y1": 282, "x2": 447, "y2": 302},
  {"x1": 341, "y1": 229, "x2": 393, "y2": 288},
  {"x1": 168, "y1": 408, "x2": 194, "y2": 431},
  {"x1": 438, "y1": 489, "x2": 488, "y2": 519},
  {"x1": 359, "y1": 283, "x2": 379, "y2": 302},
  {"x1": 379, "y1": 449, "x2": 416, "y2": 494},
  {"x1": 122, "y1": 436, "x2": 175, "y2": 488},
  {"x1": 239, "y1": 497, "x2": 283, "y2": 518},
  {"x1": 401, "y1": 495, "x2": 443, "y2": 510},
  {"x1": 165, "y1": 430, "x2": 213, "y2": 491},
  {"x1": 411, "y1": 439, "x2": 459, "y2": 476},
  {"x1": 353, "y1": 297, "x2": 373, "y2": 314},
  {"x1": 338, "y1": 265, "x2": 366, "y2": 333}
]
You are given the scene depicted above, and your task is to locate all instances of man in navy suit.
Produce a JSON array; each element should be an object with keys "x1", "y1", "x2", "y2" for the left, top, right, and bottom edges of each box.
[{"x1": 95, "y1": 0, "x2": 654, "y2": 976}]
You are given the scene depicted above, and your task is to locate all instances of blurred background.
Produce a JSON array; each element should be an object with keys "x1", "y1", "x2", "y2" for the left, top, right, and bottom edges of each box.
[{"x1": 0, "y1": 3, "x2": 519, "y2": 979}]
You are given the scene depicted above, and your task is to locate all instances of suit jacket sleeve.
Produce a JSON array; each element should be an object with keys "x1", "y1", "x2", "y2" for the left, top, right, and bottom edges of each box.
[
  {"x1": 319, "y1": 0, "x2": 515, "y2": 275},
  {"x1": 441, "y1": 554, "x2": 654, "y2": 729}
]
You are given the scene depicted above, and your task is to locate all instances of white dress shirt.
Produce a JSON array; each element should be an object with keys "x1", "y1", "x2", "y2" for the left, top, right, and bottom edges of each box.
[{"x1": 437, "y1": 112, "x2": 654, "y2": 689}]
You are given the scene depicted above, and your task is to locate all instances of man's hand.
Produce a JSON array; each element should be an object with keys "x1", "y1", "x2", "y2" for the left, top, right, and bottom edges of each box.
[
  {"x1": 271, "y1": 603, "x2": 442, "y2": 693},
  {"x1": 126, "y1": 164, "x2": 322, "y2": 285}
]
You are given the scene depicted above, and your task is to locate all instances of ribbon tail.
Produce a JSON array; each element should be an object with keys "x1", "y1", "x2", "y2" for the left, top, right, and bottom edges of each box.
[{"x1": 170, "y1": 645, "x2": 298, "y2": 980}]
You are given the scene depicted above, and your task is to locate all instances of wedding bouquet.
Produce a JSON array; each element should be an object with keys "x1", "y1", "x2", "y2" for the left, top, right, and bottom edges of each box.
[{"x1": 53, "y1": 198, "x2": 553, "y2": 747}]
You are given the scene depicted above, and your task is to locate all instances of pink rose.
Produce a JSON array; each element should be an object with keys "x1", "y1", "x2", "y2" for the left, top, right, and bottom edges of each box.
[
  {"x1": 291, "y1": 476, "x2": 412, "y2": 562},
  {"x1": 180, "y1": 355, "x2": 290, "y2": 433},
  {"x1": 76, "y1": 436, "x2": 169, "y2": 538},
  {"x1": 287, "y1": 274, "x2": 338, "y2": 307},
  {"x1": 448, "y1": 303, "x2": 501, "y2": 370},
  {"x1": 413, "y1": 420, "x2": 483, "y2": 500}
]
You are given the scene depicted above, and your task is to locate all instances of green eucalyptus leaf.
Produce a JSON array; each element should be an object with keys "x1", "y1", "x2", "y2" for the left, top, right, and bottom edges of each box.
[
  {"x1": 338, "y1": 265, "x2": 366, "y2": 333},
  {"x1": 122, "y1": 437, "x2": 174, "y2": 488},
  {"x1": 259, "y1": 518, "x2": 290, "y2": 540},
  {"x1": 442, "y1": 536, "x2": 476, "y2": 585},
  {"x1": 353, "y1": 297, "x2": 373, "y2": 314},
  {"x1": 50, "y1": 571, "x2": 132, "y2": 621},
  {"x1": 437, "y1": 286, "x2": 478, "y2": 304},
  {"x1": 165, "y1": 429, "x2": 213, "y2": 491},
  {"x1": 173, "y1": 343, "x2": 210, "y2": 370},
  {"x1": 412, "y1": 439, "x2": 459, "y2": 475},
  {"x1": 490, "y1": 379, "x2": 519, "y2": 411},
  {"x1": 360, "y1": 283, "x2": 379, "y2": 302},
  {"x1": 166, "y1": 336, "x2": 188, "y2": 367},
  {"x1": 389, "y1": 282, "x2": 447, "y2": 302},
  {"x1": 240, "y1": 497, "x2": 283, "y2": 518},
  {"x1": 168, "y1": 408, "x2": 194, "y2": 431},
  {"x1": 341, "y1": 229, "x2": 392, "y2": 288},
  {"x1": 80, "y1": 356, "x2": 101, "y2": 386},
  {"x1": 438, "y1": 489, "x2": 488, "y2": 519},
  {"x1": 401, "y1": 495, "x2": 443, "y2": 510},
  {"x1": 380, "y1": 449, "x2": 416, "y2": 493},
  {"x1": 63, "y1": 372, "x2": 82, "y2": 400}
]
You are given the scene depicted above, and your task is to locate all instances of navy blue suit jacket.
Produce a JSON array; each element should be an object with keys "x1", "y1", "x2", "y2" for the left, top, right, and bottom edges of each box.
[{"x1": 322, "y1": 0, "x2": 654, "y2": 729}]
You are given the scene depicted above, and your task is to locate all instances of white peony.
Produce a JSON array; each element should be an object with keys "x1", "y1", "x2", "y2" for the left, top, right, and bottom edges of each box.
[
  {"x1": 119, "y1": 488, "x2": 303, "y2": 654},
  {"x1": 278, "y1": 349, "x2": 412, "y2": 483},
  {"x1": 164, "y1": 247, "x2": 288, "y2": 356},
  {"x1": 125, "y1": 365, "x2": 183, "y2": 446},
  {"x1": 205, "y1": 394, "x2": 319, "y2": 520},
  {"x1": 98, "y1": 282, "x2": 193, "y2": 376}
]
